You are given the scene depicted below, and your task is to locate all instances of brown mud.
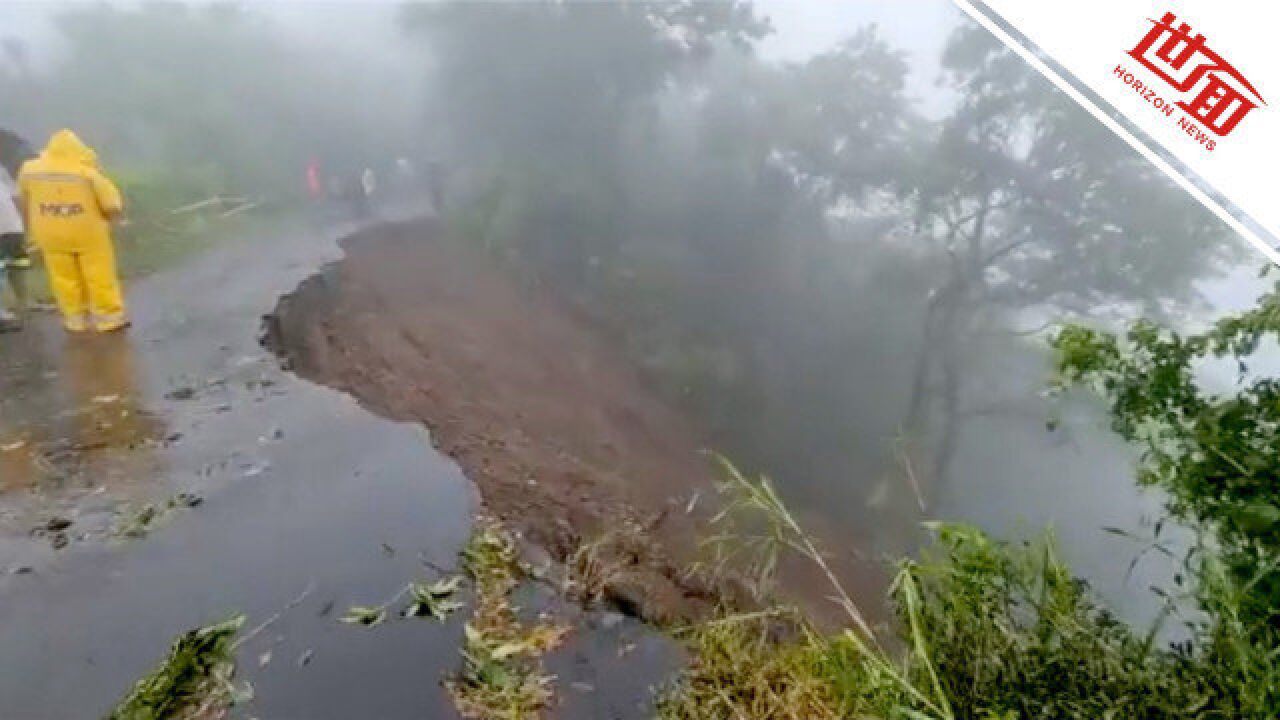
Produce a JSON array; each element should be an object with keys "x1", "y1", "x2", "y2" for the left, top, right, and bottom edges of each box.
[{"x1": 264, "y1": 218, "x2": 733, "y2": 624}]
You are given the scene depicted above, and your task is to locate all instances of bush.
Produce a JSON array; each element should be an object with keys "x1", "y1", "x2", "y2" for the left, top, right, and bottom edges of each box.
[
  {"x1": 662, "y1": 460, "x2": 1278, "y2": 720},
  {"x1": 1053, "y1": 287, "x2": 1280, "y2": 662}
]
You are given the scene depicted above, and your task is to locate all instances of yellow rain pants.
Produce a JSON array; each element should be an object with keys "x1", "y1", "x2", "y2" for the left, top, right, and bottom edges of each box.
[{"x1": 18, "y1": 130, "x2": 127, "y2": 332}]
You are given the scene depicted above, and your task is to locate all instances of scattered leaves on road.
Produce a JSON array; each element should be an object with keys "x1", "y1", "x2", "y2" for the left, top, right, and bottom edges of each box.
[
  {"x1": 447, "y1": 518, "x2": 569, "y2": 720},
  {"x1": 113, "y1": 492, "x2": 204, "y2": 539},
  {"x1": 404, "y1": 576, "x2": 465, "y2": 622},
  {"x1": 107, "y1": 614, "x2": 249, "y2": 720},
  {"x1": 339, "y1": 605, "x2": 388, "y2": 628}
]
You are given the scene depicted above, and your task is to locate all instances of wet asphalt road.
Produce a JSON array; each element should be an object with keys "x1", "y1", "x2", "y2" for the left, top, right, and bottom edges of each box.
[
  {"x1": 0, "y1": 214, "x2": 682, "y2": 719},
  {"x1": 0, "y1": 217, "x2": 478, "y2": 718}
]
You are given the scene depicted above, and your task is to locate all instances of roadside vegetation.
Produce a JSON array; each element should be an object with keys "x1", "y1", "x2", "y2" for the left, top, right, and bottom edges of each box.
[
  {"x1": 656, "y1": 282, "x2": 1280, "y2": 719},
  {"x1": 448, "y1": 518, "x2": 568, "y2": 720},
  {"x1": 106, "y1": 615, "x2": 247, "y2": 720},
  {"x1": 663, "y1": 503, "x2": 1271, "y2": 719}
]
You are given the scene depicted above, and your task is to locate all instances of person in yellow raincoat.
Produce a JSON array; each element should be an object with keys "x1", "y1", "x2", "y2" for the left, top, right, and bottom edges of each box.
[{"x1": 18, "y1": 130, "x2": 128, "y2": 332}]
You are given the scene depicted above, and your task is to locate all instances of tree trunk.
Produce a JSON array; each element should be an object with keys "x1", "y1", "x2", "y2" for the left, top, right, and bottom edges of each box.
[
  {"x1": 934, "y1": 307, "x2": 963, "y2": 489},
  {"x1": 903, "y1": 195, "x2": 992, "y2": 502},
  {"x1": 904, "y1": 291, "x2": 943, "y2": 434}
]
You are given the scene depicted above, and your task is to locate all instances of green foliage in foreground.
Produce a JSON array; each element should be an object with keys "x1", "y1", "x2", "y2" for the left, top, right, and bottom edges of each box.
[
  {"x1": 1052, "y1": 284, "x2": 1280, "y2": 632},
  {"x1": 1046, "y1": 283, "x2": 1280, "y2": 717},
  {"x1": 664, "y1": 524, "x2": 1269, "y2": 720},
  {"x1": 887, "y1": 526, "x2": 1257, "y2": 719},
  {"x1": 665, "y1": 280, "x2": 1280, "y2": 717},
  {"x1": 662, "y1": 461, "x2": 1278, "y2": 719},
  {"x1": 106, "y1": 614, "x2": 246, "y2": 720}
]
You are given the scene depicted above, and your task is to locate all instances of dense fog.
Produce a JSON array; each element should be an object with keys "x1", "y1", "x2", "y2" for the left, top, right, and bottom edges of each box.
[{"x1": 2, "y1": 0, "x2": 1257, "y2": 620}]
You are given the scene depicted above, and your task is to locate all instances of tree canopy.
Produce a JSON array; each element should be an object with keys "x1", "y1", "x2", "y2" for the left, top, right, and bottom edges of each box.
[
  {"x1": 404, "y1": 4, "x2": 1241, "y2": 522},
  {"x1": 1054, "y1": 283, "x2": 1280, "y2": 631}
]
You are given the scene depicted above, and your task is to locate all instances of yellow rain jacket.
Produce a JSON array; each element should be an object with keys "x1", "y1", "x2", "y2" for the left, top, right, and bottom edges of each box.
[
  {"x1": 18, "y1": 130, "x2": 128, "y2": 331},
  {"x1": 18, "y1": 130, "x2": 122, "y2": 254}
]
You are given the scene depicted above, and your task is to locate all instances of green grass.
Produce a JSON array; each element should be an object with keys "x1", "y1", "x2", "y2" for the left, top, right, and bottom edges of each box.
[
  {"x1": 106, "y1": 615, "x2": 247, "y2": 720},
  {"x1": 658, "y1": 609, "x2": 846, "y2": 719},
  {"x1": 658, "y1": 458, "x2": 1280, "y2": 720}
]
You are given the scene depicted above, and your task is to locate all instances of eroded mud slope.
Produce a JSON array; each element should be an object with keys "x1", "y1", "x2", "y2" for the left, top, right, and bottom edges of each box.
[{"x1": 264, "y1": 218, "x2": 724, "y2": 622}]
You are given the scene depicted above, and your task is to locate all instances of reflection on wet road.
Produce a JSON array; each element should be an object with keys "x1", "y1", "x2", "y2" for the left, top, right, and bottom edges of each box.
[
  {"x1": 0, "y1": 393, "x2": 473, "y2": 718},
  {"x1": 0, "y1": 324, "x2": 163, "y2": 497},
  {"x1": 0, "y1": 221, "x2": 483, "y2": 718}
]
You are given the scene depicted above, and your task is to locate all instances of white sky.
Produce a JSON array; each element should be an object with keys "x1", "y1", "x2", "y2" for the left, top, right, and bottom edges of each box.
[
  {"x1": 756, "y1": 0, "x2": 962, "y2": 115},
  {"x1": 3, "y1": 3, "x2": 961, "y2": 63}
]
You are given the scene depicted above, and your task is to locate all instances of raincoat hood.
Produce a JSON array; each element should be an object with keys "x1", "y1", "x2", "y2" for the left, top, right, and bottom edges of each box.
[
  {"x1": 42, "y1": 129, "x2": 98, "y2": 166},
  {"x1": 19, "y1": 126, "x2": 123, "y2": 256}
]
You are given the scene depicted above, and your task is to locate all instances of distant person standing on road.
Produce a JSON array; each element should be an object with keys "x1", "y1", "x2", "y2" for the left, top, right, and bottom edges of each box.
[
  {"x1": 0, "y1": 165, "x2": 25, "y2": 332},
  {"x1": 18, "y1": 129, "x2": 128, "y2": 333},
  {"x1": 354, "y1": 167, "x2": 376, "y2": 219},
  {"x1": 306, "y1": 158, "x2": 323, "y2": 201}
]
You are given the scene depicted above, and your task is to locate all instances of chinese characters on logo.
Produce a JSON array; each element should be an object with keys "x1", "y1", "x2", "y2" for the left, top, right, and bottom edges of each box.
[{"x1": 1122, "y1": 11, "x2": 1265, "y2": 143}]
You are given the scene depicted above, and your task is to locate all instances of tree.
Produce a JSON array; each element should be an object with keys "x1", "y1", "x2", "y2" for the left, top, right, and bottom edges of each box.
[
  {"x1": 404, "y1": 7, "x2": 1247, "y2": 547},
  {"x1": 899, "y1": 23, "x2": 1239, "y2": 490}
]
